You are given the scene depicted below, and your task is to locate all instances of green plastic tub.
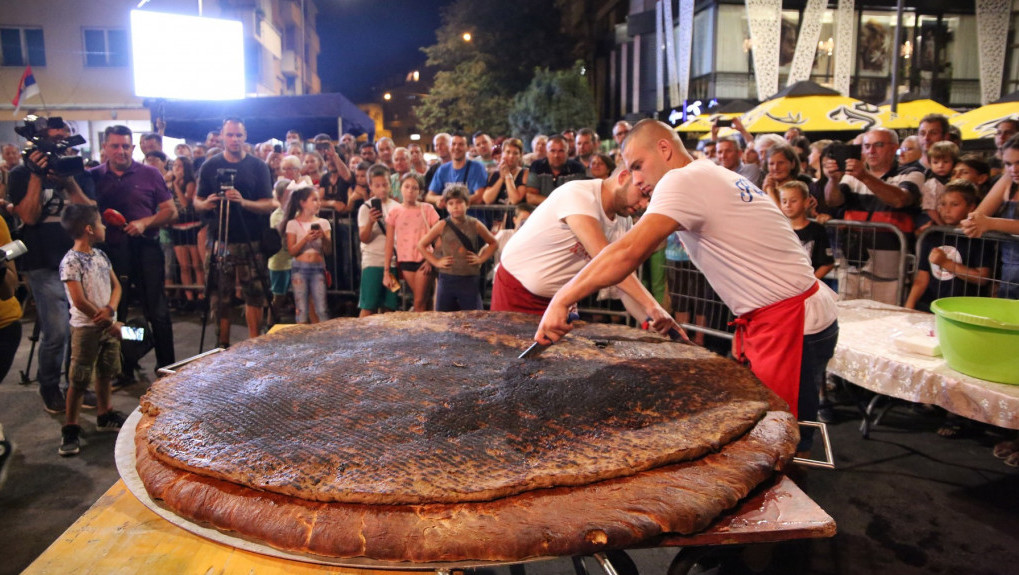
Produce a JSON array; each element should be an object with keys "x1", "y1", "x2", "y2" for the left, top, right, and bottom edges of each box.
[{"x1": 930, "y1": 297, "x2": 1019, "y2": 385}]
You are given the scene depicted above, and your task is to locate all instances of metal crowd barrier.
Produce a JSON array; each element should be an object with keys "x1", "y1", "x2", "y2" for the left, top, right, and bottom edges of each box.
[
  {"x1": 913, "y1": 226, "x2": 1019, "y2": 300},
  {"x1": 823, "y1": 219, "x2": 910, "y2": 306}
]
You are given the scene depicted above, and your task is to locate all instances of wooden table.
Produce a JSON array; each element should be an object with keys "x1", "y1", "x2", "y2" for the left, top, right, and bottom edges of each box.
[
  {"x1": 23, "y1": 473, "x2": 832, "y2": 575},
  {"x1": 829, "y1": 300, "x2": 1019, "y2": 434}
]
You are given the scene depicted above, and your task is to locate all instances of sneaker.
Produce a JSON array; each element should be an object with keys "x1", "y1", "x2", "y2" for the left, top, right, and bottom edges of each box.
[
  {"x1": 59, "y1": 424, "x2": 82, "y2": 456},
  {"x1": 41, "y1": 388, "x2": 66, "y2": 415},
  {"x1": 81, "y1": 390, "x2": 97, "y2": 410},
  {"x1": 96, "y1": 410, "x2": 127, "y2": 432}
]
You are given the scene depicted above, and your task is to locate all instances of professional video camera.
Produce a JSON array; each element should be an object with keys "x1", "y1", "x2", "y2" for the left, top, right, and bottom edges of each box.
[
  {"x1": 216, "y1": 168, "x2": 238, "y2": 192},
  {"x1": 14, "y1": 115, "x2": 86, "y2": 178}
]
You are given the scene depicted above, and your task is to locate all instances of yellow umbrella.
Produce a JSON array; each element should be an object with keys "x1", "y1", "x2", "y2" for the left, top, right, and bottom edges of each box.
[
  {"x1": 739, "y1": 81, "x2": 887, "y2": 133},
  {"x1": 950, "y1": 92, "x2": 1019, "y2": 140},
  {"x1": 675, "y1": 113, "x2": 740, "y2": 133},
  {"x1": 699, "y1": 127, "x2": 737, "y2": 141},
  {"x1": 877, "y1": 99, "x2": 958, "y2": 129}
]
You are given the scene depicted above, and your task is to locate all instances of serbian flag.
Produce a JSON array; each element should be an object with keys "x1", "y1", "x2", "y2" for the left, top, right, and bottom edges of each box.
[{"x1": 12, "y1": 66, "x2": 40, "y2": 115}]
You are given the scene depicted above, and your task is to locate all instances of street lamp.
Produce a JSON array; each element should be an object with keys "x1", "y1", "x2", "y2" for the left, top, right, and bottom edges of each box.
[
  {"x1": 462, "y1": 32, "x2": 472, "y2": 42},
  {"x1": 383, "y1": 92, "x2": 392, "y2": 101}
]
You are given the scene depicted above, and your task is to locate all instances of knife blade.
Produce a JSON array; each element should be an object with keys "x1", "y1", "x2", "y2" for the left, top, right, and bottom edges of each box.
[{"x1": 519, "y1": 312, "x2": 579, "y2": 359}]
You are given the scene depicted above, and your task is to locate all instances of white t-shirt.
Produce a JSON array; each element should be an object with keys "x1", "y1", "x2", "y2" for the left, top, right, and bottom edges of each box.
[
  {"x1": 501, "y1": 179, "x2": 630, "y2": 298},
  {"x1": 646, "y1": 160, "x2": 837, "y2": 334},
  {"x1": 357, "y1": 199, "x2": 395, "y2": 268},
  {"x1": 59, "y1": 248, "x2": 115, "y2": 328}
]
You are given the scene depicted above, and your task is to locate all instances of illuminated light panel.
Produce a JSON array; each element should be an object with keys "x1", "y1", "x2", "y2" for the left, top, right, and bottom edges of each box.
[{"x1": 131, "y1": 10, "x2": 244, "y2": 100}]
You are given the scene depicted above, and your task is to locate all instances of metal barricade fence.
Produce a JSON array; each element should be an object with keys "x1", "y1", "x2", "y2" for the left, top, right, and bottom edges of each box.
[
  {"x1": 913, "y1": 226, "x2": 1019, "y2": 301},
  {"x1": 662, "y1": 220, "x2": 913, "y2": 342},
  {"x1": 665, "y1": 260, "x2": 735, "y2": 342},
  {"x1": 823, "y1": 219, "x2": 910, "y2": 306}
]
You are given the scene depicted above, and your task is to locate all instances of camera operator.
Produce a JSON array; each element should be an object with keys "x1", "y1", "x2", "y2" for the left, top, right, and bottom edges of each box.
[
  {"x1": 194, "y1": 117, "x2": 274, "y2": 348},
  {"x1": 823, "y1": 127, "x2": 924, "y2": 305},
  {"x1": 91, "y1": 125, "x2": 178, "y2": 386},
  {"x1": 7, "y1": 117, "x2": 94, "y2": 414}
]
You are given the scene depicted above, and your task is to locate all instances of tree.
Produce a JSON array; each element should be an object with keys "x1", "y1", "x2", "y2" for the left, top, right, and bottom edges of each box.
[
  {"x1": 414, "y1": 0, "x2": 577, "y2": 137},
  {"x1": 415, "y1": 59, "x2": 512, "y2": 136},
  {"x1": 421, "y1": 0, "x2": 574, "y2": 96},
  {"x1": 509, "y1": 63, "x2": 597, "y2": 147}
]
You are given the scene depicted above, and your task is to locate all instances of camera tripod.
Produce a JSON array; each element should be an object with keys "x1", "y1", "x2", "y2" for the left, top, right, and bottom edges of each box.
[{"x1": 197, "y1": 176, "x2": 274, "y2": 353}]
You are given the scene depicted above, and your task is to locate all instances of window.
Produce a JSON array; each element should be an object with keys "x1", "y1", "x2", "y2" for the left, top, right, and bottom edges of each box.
[
  {"x1": 83, "y1": 28, "x2": 129, "y2": 67},
  {"x1": 1, "y1": 27, "x2": 45, "y2": 67}
]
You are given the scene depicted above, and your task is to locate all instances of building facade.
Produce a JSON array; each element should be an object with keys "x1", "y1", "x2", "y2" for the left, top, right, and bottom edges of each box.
[
  {"x1": 594, "y1": 0, "x2": 1019, "y2": 127},
  {"x1": 0, "y1": 0, "x2": 321, "y2": 154}
]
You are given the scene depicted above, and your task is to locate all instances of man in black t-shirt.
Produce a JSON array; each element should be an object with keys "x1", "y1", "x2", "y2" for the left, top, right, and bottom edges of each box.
[
  {"x1": 521, "y1": 135, "x2": 587, "y2": 205},
  {"x1": 8, "y1": 119, "x2": 94, "y2": 413},
  {"x1": 194, "y1": 118, "x2": 275, "y2": 347}
]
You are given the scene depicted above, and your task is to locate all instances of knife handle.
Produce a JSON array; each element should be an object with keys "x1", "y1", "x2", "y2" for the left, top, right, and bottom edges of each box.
[{"x1": 642, "y1": 317, "x2": 684, "y2": 341}]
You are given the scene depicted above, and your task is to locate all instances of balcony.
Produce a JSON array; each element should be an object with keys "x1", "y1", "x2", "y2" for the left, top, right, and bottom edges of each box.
[
  {"x1": 279, "y1": 0, "x2": 303, "y2": 26},
  {"x1": 281, "y1": 49, "x2": 301, "y2": 78},
  {"x1": 257, "y1": 19, "x2": 282, "y2": 59}
]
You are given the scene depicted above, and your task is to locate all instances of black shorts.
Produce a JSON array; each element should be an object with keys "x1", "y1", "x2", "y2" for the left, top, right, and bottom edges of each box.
[{"x1": 398, "y1": 261, "x2": 424, "y2": 273}]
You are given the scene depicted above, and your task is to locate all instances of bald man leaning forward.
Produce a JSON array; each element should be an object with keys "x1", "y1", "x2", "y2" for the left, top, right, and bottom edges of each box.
[
  {"x1": 535, "y1": 120, "x2": 839, "y2": 445},
  {"x1": 491, "y1": 167, "x2": 678, "y2": 337}
]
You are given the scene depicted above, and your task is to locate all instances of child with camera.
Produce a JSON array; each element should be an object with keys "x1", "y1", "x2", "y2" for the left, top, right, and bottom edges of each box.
[
  {"x1": 416, "y1": 185, "x2": 498, "y2": 312},
  {"x1": 282, "y1": 186, "x2": 332, "y2": 324},
  {"x1": 357, "y1": 165, "x2": 399, "y2": 317},
  {"x1": 58, "y1": 204, "x2": 127, "y2": 456}
]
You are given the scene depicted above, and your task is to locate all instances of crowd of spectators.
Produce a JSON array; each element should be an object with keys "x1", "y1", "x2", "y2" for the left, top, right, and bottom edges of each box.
[{"x1": 0, "y1": 113, "x2": 1018, "y2": 463}]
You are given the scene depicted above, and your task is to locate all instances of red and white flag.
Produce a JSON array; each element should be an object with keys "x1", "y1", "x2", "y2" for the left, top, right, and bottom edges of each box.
[{"x1": 12, "y1": 65, "x2": 40, "y2": 115}]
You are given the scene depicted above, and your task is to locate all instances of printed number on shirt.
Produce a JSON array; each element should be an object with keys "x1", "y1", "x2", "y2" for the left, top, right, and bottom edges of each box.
[{"x1": 736, "y1": 178, "x2": 766, "y2": 203}]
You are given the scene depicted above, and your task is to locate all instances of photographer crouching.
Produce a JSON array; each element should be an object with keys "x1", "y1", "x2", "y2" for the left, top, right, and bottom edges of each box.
[
  {"x1": 7, "y1": 116, "x2": 95, "y2": 414},
  {"x1": 90, "y1": 125, "x2": 178, "y2": 387}
]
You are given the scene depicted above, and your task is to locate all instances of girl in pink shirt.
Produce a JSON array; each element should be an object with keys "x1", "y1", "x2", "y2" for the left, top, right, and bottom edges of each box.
[{"x1": 384, "y1": 174, "x2": 440, "y2": 311}]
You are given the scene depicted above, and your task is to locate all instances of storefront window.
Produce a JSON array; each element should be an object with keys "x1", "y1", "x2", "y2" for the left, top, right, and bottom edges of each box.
[
  {"x1": 690, "y1": 5, "x2": 715, "y2": 78},
  {"x1": 716, "y1": 4, "x2": 749, "y2": 74}
]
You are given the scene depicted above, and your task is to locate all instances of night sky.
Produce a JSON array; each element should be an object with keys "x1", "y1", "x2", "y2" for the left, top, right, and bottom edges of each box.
[{"x1": 316, "y1": 0, "x2": 450, "y2": 103}]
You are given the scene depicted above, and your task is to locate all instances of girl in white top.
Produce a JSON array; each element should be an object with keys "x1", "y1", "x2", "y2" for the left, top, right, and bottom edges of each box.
[{"x1": 282, "y1": 186, "x2": 332, "y2": 324}]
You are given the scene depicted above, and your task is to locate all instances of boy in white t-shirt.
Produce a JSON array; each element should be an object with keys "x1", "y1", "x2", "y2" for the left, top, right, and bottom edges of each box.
[{"x1": 58, "y1": 204, "x2": 126, "y2": 457}]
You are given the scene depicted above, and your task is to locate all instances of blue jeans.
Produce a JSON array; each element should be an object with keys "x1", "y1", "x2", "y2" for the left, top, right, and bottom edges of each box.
[
  {"x1": 798, "y1": 320, "x2": 839, "y2": 451},
  {"x1": 291, "y1": 260, "x2": 328, "y2": 323},
  {"x1": 23, "y1": 268, "x2": 69, "y2": 395}
]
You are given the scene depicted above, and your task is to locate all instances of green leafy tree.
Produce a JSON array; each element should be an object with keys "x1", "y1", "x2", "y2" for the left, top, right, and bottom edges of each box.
[
  {"x1": 509, "y1": 63, "x2": 597, "y2": 147},
  {"x1": 415, "y1": 0, "x2": 578, "y2": 136},
  {"x1": 422, "y1": 0, "x2": 574, "y2": 96},
  {"x1": 415, "y1": 59, "x2": 512, "y2": 135}
]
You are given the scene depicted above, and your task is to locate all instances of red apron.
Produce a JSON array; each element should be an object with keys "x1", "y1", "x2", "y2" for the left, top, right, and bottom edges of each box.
[
  {"x1": 729, "y1": 281, "x2": 819, "y2": 418},
  {"x1": 490, "y1": 266, "x2": 552, "y2": 315}
]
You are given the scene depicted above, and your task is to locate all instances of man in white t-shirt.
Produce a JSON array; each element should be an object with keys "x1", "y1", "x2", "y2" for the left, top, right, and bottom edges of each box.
[
  {"x1": 536, "y1": 120, "x2": 839, "y2": 437},
  {"x1": 491, "y1": 168, "x2": 676, "y2": 336}
]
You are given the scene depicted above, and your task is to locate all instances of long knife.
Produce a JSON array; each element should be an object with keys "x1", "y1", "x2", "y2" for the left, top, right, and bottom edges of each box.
[{"x1": 519, "y1": 312, "x2": 579, "y2": 359}]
